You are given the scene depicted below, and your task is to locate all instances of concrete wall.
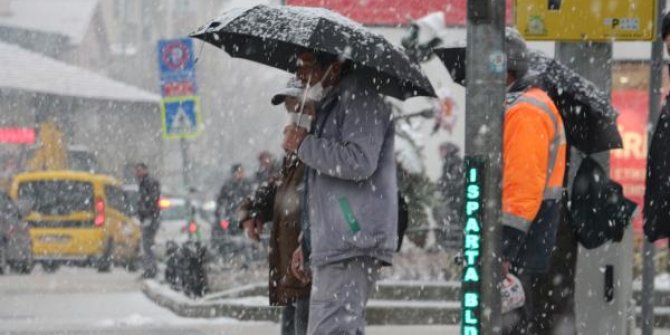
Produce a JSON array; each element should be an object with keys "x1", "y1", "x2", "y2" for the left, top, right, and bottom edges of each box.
[{"x1": 68, "y1": 99, "x2": 163, "y2": 183}]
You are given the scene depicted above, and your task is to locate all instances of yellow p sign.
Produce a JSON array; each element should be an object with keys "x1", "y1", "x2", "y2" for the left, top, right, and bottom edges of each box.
[{"x1": 515, "y1": 0, "x2": 657, "y2": 41}]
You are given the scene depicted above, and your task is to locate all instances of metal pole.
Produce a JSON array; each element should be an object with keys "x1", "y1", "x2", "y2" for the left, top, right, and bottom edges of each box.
[
  {"x1": 463, "y1": 1, "x2": 506, "y2": 334},
  {"x1": 643, "y1": 1, "x2": 665, "y2": 333},
  {"x1": 557, "y1": 42, "x2": 636, "y2": 335},
  {"x1": 180, "y1": 137, "x2": 190, "y2": 189}
]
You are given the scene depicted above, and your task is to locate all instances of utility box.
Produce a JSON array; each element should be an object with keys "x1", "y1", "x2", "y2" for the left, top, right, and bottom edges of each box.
[{"x1": 515, "y1": 0, "x2": 657, "y2": 41}]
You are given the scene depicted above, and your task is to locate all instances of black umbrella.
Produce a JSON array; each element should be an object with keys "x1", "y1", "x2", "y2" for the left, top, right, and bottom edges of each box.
[
  {"x1": 434, "y1": 47, "x2": 623, "y2": 154},
  {"x1": 189, "y1": 5, "x2": 435, "y2": 100}
]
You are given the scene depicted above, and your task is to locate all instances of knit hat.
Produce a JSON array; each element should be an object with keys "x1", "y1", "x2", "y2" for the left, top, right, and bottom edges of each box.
[{"x1": 505, "y1": 27, "x2": 529, "y2": 78}]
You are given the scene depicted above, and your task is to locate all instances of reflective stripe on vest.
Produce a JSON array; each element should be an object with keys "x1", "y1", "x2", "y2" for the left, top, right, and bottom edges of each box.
[
  {"x1": 506, "y1": 92, "x2": 566, "y2": 201},
  {"x1": 503, "y1": 213, "x2": 533, "y2": 234}
]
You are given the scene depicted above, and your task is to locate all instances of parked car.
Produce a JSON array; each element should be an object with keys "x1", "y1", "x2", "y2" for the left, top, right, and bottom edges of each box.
[
  {"x1": 0, "y1": 192, "x2": 32, "y2": 274},
  {"x1": 10, "y1": 171, "x2": 141, "y2": 273},
  {"x1": 154, "y1": 196, "x2": 210, "y2": 260}
]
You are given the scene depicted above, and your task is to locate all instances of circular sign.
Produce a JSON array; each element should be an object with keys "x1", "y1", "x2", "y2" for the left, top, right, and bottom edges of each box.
[{"x1": 162, "y1": 42, "x2": 190, "y2": 71}]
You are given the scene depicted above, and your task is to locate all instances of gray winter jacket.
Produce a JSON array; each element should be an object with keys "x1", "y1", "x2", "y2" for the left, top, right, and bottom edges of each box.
[{"x1": 297, "y1": 73, "x2": 398, "y2": 267}]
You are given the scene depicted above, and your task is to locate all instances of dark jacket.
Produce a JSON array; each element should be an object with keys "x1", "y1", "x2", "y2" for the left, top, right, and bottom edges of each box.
[
  {"x1": 238, "y1": 156, "x2": 310, "y2": 306},
  {"x1": 438, "y1": 147, "x2": 464, "y2": 220},
  {"x1": 215, "y1": 177, "x2": 252, "y2": 223},
  {"x1": 253, "y1": 161, "x2": 281, "y2": 190},
  {"x1": 137, "y1": 175, "x2": 160, "y2": 222},
  {"x1": 644, "y1": 94, "x2": 670, "y2": 242}
]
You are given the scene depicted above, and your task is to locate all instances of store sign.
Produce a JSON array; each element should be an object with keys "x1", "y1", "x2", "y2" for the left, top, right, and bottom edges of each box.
[
  {"x1": 611, "y1": 90, "x2": 649, "y2": 231},
  {"x1": 284, "y1": 0, "x2": 512, "y2": 26},
  {"x1": 516, "y1": 0, "x2": 657, "y2": 41},
  {"x1": 462, "y1": 157, "x2": 484, "y2": 335},
  {"x1": 0, "y1": 128, "x2": 36, "y2": 144}
]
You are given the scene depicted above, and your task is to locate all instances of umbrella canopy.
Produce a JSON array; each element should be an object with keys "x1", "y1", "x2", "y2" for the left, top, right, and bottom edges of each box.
[
  {"x1": 434, "y1": 47, "x2": 623, "y2": 154},
  {"x1": 190, "y1": 5, "x2": 435, "y2": 100}
]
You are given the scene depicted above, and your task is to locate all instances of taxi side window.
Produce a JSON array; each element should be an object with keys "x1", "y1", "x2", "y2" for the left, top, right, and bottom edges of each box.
[
  {"x1": 0, "y1": 192, "x2": 18, "y2": 219},
  {"x1": 105, "y1": 186, "x2": 130, "y2": 216}
]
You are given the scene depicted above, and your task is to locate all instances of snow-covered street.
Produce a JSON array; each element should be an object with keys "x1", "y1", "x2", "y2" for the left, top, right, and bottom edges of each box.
[
  {"x1": 0, "y1": 267, "x2": 242, "y2": 334},
  {"x1": 0, "y1": 267, "x2": 454, "y2": 334}
]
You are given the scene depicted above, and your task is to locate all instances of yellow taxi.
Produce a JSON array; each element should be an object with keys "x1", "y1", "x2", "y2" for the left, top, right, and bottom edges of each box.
[{"x1": 10, "y1": 171, "x2": 141, "y2": 272}]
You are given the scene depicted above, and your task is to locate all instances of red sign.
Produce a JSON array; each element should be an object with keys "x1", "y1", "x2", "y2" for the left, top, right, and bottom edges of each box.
[
  {"x1": 162, "y1": 81, "x2": 195, "y2": 97},
  {"x1": 610, "y1": 90, "x2": 649, "y2": 231},
  {"x1": 284, "y1": 0, "x2": 513, "y2": 26},
  {"x1": 0, "y1": 128, "x2": 36, "y2": 144},
  {"x1": 162, "y1": 42, "x2": 191, "y2": 71}
]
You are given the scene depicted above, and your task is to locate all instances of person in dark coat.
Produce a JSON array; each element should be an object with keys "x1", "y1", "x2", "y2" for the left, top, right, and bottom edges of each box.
[
  {"x1": 254, "y1": 151, "x2": 280, "y2": 190},
  {"x1": 434, "y1": 142, "x2": 464, "y2": 249},
  {"x1": 238, "y1": 82, "x2": 312, "y2": 335},
  {"x1": 135, "y1": 163, "x2": 161, "y2": 279},
  {"x1": 644, "y1": 11, "x2": 670, "y2": 247},
  {"x1": 212, "y1": 164, "x2": 252, "y2": 254}
]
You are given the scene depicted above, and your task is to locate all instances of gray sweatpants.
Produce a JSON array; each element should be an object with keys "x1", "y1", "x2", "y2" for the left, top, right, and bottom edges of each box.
[{"x1": 307, "y1": 257, "x2": 381, "y2": 335}]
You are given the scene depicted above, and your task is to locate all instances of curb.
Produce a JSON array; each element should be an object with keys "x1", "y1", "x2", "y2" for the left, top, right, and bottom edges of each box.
[
  {"x1": 142, "y1": 280, "x2": 460, "y2": 325},
  {"x1": 141, "y1": 280, "x2": 282, "y2": 321},
  {"x1": 142, "y1": 279, "x2": 670, "y2": 327}
]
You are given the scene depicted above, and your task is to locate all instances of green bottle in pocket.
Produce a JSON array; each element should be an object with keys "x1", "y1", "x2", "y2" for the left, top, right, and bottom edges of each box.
[{"x1": 338, "y1": 197, "x2": 361, "y2": 234}]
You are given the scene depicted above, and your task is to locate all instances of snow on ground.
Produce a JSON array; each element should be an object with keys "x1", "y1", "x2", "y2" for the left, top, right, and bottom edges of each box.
[
  {"x1": 0, "y1": 265, "x2": 460, "y2": 334},
  {"x1": 0, "y1": 267, "x2": 245, "y2": 334}
]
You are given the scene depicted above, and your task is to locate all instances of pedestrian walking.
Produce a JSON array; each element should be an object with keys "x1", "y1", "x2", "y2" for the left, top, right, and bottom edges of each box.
[
  {"x1": 238, "y1": 78, "x2": 313, "y2": 335},
  {"x1": 500, "y1": 28, "x2": 567, "y2": 335},
  {"x1": 283, "y1": 50, "x2": 398, "y2": 335},
  {"x1": 135, "y1": 163, "x2": 161, "y2": 279}
]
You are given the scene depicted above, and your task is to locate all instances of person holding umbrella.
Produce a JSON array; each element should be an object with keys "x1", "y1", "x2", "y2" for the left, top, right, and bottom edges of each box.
[
  {"x1": 499, "y1": 28, "x2": 567, "y2": 334},
  {"x1": 280, "y1": 49, "x2": 398, "y2": 335},
  {"x1": 191, "y1": 6, "x2": 435, "y2": 333},
  {"x1": 434, "y1": 26, "x2": 625, "y2": 334}
]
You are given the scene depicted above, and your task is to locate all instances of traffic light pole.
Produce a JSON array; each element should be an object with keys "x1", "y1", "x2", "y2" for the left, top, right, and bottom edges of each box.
[
  {"x1": 180, "y1": 137, "x2": 191, "y2": 189},
  {"x1": 556, "y1": 42, "x2": 635, "y2": 335},
  {"x1": 462, "y1": 1, "x2": 506, "y2": 334}
]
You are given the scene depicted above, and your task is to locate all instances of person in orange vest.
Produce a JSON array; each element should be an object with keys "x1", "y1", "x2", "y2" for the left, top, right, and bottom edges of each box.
[{"x1": 501, "y1": 28, "x2": 567, "y2": 334}]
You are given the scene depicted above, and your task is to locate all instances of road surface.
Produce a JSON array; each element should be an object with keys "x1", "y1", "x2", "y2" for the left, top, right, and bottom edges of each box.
[{"x1": 0, "y1": 266, "x2": 454, "y2": 334}]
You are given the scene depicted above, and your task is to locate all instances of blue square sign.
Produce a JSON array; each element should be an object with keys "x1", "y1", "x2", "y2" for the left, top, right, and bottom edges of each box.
[{"x1": 161, "y1": 96, "x2": 201, "y2": 139}]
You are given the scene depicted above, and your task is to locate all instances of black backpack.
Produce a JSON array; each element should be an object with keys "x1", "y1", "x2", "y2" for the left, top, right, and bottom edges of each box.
[{"x1": 569, "y1": 156, "x2": 637, "y2": 249}]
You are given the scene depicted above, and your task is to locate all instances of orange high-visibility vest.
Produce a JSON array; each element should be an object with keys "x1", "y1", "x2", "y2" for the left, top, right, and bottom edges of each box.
[{"x1": 502, "y1": 87, "x2": 567, "y2": 233}]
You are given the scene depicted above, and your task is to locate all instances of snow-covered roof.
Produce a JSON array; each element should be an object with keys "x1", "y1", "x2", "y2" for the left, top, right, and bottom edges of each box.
[
  {"x1": 0, "y1": 0, "x2": 98, "y2": 45},
  {"x1": 0, "y1": 41, "x2": 160, "y2": 103}
]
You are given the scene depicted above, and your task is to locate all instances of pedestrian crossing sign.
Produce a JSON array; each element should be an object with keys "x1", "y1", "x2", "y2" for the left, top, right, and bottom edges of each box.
[{"x1": 161, "y1": 96, "x2": 201, "y2": 139}]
